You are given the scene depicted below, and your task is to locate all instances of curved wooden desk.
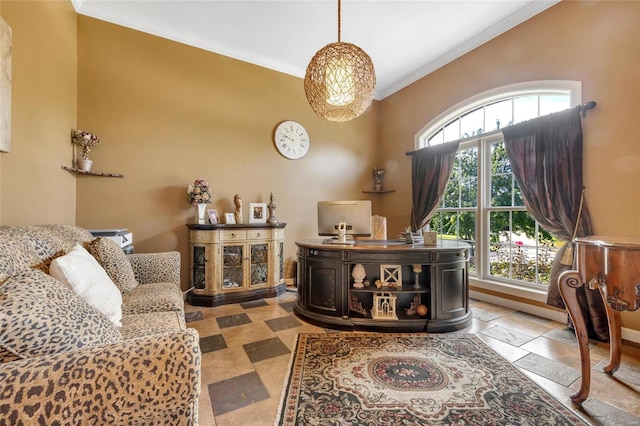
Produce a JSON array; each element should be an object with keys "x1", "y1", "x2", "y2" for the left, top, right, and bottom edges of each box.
[
  {"x1": 558, "y1": 235, "x2": 640, "y2": 404},
  {"x1": 295, "y1": 239, "x2": 472, "y2": 332}
]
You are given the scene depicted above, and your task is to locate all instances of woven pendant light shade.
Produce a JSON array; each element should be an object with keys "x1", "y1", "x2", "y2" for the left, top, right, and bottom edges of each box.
[
  {"x1": 304, "y1": 42, "x2": 375, "y2": 122},
  {"x1": 304, "y1": 0, "x2": 376, "y2": 122}
]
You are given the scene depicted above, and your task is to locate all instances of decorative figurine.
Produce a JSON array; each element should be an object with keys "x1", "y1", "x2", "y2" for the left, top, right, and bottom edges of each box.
[
  {"x1": 372, "y1": 292, "x2": 398, "y2": 320},
  {"x1": 416, "y1": 304, "x2": 428, "y2": 316},
  {"x1": 352, "y1": 264, "x2": 366, "y2": 288},
  {"x1": 267, "y1": 192, "x2": 278, "y2": 225},
  {"x1": 412, "y1": 264, "x2": 422, "y2": 289},
  {"x1": 234, "y1": 194, "x2": 243, "y2": 224}
]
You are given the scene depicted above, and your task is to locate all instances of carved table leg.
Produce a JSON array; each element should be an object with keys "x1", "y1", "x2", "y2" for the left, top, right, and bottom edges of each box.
[
  {"x1": 558, "y1": 270, "x2": 591, "y2": 405},
  {"x1": 598, "y1": 285, "x2": 622, "y2": 374}
]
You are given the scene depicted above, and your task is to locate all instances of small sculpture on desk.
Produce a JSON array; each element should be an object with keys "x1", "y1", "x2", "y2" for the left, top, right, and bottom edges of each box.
[
  {"x1": 267, "y1": 192, "x2": 278, "y2": 225},
  {"x1": 234, "y1": 194, "x2": 243, "y2": 224},
  {"x1": 412, "y1": 264, "x2": 422, "y2": 289},
  {"x1": 352, "y1": 264, "x2": 366, "y2": 288}
]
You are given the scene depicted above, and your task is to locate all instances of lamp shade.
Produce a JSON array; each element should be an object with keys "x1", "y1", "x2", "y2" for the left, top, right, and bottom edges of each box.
[{"x1": 304, "y1": 42, "x2": 376, "y2": 122}]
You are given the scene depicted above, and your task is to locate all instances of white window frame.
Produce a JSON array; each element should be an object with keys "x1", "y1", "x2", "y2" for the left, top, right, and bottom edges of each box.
[{"x1": 415, "y1": 80, "x2": 581, "y2": 302}]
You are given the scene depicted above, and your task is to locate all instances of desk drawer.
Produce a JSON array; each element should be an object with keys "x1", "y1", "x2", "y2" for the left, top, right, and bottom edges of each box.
[
  {"x1": 190, "y1": 230, "x2": 219, "y2": 243},
  {"x1": 247, "y1": 229, "x2": 270, "y2": 240},
  {"x1": 220, "y1": 229, "x2": 247, "y2": 242}
]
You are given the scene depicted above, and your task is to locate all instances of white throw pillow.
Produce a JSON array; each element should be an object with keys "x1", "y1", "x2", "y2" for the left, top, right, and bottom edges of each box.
[{"x1": 49, "y1": 244, "x2": 123, "y2": 327}]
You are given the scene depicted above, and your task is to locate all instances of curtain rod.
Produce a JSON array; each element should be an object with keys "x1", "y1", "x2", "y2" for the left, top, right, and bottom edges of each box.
[
  {"x1": 405, "y1": 101, "x2": 597, "y2": 156},
  {"x1": 578, "y1": 101, "x2": 597, "y2": 117}
]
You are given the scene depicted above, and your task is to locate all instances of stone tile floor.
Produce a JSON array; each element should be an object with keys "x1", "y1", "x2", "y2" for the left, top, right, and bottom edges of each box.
[{"x1": 185, "y1": 290, "x2": 640, "y2": 426}]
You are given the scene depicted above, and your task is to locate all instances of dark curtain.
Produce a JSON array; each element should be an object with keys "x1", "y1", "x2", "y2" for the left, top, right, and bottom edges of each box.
[
  {"x1": 502, "y1": 106, "x2": 608, "y2": 341},
  {"x1": 410, "y1": 141, "x2": 460, "y2": 232}
]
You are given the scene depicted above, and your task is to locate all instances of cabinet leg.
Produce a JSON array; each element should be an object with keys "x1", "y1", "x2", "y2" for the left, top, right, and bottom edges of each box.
[{"x1": 559, "y1": 270, "x2": 591, "y2": 405}]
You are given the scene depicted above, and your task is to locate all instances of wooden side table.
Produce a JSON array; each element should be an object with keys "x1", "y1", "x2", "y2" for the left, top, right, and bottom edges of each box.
[{"x1": 558, "y1": 235, "x2": 640, "y2": 404}]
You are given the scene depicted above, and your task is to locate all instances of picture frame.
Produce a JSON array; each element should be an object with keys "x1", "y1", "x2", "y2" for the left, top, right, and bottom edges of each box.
[
  {"x1": 224, "y1": 213, "x2": 236, "y2": 224},
  {"x1": 208, "y1": 209, "x2": 219, "y2": 224},
  {"x1": 249, "y1": 203, "x2": 267, "y2": 224}
]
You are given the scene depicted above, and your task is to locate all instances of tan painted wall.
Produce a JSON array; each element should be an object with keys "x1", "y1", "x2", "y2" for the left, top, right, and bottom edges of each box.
[
  {"x1": 75, "y1": 17, "x2": 379, "y2": 288},
  {"x1": 0, "y1": 0, "x2": 77, "y2": 225},
  {"x1": 377, "y1": 1, "x2": 640, "y2": 329}
]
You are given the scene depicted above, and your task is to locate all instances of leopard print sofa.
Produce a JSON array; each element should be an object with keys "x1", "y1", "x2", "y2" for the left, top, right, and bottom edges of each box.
[{"x1": 0, "y1": 225, "x2": 201, "y2": 425}]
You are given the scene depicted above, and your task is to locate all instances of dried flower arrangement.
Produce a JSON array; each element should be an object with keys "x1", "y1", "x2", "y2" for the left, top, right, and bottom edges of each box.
[
  {"x1": 72, "y1": 129, "x2": 100, "y2": 160},
  {"x1": 187, "y1": 178, "x2": 211, "y2": 205}
]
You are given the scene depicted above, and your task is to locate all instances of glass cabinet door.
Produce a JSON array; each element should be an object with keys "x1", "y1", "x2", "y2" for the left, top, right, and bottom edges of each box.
[
  {"x1": 192, "y1": 245, "x2": 207, "y2": 290},
  {"x1": 222, "y1": 244, "x2": 243, "y2": 290},
  {"x1": 250, "y1": 243, "x2": 269, "y2": 287}
]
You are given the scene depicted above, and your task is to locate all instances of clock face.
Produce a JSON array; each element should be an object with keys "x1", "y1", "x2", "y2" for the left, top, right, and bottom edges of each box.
[{"x1": 274, "y1": 120, "x2": 310, "y2": 160}]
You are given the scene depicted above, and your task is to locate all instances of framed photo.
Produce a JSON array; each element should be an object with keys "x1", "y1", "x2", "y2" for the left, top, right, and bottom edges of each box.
[
  {"x1": 249, "y1": 203, "x2": 267, "y2": 224},
  {"x1": 224, "y1": 213, "x2": 236, "y2": 224},
  {"x1": 208, "y1": 209, "x2": 219, "y2": 224}
]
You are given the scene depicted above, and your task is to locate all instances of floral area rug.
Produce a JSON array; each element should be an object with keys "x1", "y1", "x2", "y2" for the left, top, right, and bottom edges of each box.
[{"x1": 275, "y1": 333, "x2": 588, "y2": 425}]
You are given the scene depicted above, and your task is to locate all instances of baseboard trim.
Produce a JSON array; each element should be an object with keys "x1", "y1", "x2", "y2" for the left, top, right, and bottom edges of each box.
[{"x1": 469, "y1": 290, "x2": 640, "y2": 345}]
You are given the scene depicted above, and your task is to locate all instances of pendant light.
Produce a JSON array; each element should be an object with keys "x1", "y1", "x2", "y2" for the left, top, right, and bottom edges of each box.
[{"x1": 304, "y1": 0, "x2": 376, "y2": 122}]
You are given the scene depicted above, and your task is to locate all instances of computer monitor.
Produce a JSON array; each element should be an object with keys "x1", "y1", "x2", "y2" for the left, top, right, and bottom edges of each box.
[{"x1": 317, "y1": 200, "x2": 372, "y2": 244}]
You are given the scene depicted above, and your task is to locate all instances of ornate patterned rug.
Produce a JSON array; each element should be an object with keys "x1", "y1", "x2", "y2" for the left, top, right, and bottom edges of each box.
[{"x1": 275, "y1": 333, "x2": 588, "y2": 425}]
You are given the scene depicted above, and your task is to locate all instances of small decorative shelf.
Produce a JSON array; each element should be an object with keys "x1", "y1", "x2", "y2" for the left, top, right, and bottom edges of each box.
[
  {"x1": 362, "y1": 189, "x2": 395, "y2": 194},
  {"x1": 61, "y1": 165, "x2": 124, "y2": 178}
]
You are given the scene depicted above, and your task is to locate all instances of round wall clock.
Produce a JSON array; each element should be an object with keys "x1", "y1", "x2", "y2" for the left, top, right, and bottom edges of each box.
[{"x1": 274, "y1": 120, "x2": 310, "y2": 160}]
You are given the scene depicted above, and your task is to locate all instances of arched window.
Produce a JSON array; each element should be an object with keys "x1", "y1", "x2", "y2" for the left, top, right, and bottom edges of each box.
[{"x1": 415, "y1": 81, "x2": 581, "y2": 296}]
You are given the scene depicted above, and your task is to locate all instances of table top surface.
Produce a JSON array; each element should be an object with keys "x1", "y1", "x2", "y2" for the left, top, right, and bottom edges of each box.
[
  {"x1": 188, "y1": 223, "x2": 286, "y2": 230},
  {"x1": 575, "y1": 235, "x2": 640, "y2": 249},
  {"x1": 296, "y1": 238, "x2": 470, "y2": 252}
]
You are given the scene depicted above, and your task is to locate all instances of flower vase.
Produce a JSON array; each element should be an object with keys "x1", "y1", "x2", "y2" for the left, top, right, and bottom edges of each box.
[
  {"x1": 196, "y1": 204, "x2": 207, "y2": 224},
  {"x1": 77, "y1": 159, "x2": 93, "y2": 172}
]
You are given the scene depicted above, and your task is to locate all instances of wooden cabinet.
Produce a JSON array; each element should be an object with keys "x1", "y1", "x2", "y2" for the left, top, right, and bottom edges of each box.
[
  {"x1": 295, "y1": 239, "x2": 471, "y2": 332},
  {"x1": 186, "y1": 223, "x2": 286, "y2": 306}
]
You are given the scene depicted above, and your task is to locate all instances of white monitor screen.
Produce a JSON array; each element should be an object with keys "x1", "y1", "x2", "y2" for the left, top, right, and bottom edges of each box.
[{"x1": 317, "y1": 200, "x2": 371, "y2": 237}]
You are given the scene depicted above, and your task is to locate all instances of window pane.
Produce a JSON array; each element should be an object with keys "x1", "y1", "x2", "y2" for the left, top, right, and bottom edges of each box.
[
  {"x1": 540, "y1": 95, "x2": 570, "y2": 116},
  {"x1": 513, "y1": 96, "x2": 538, "y2": 124},
  {"x1": 443, "y1": 179, "x2": 460, "y2": 208},
  {"x1": 459, "y1": 211, "x2": 476, "y2": 274},
  {"x1": 491, "y1": 174, "x2": 512, "y2": 206},
  {"x1": 489, "y1": 211, "x2": 509, "y2": 242},
  {"x1": 458, "y1": 146, "x2": 478, "y2": 177},
  {"x1": 513, "y1": 180, "x2": 524, "y2": 206},
  {"x1": 485, "y1": 99, "x2": 512, "y2": 131},
  {"x1": 460, "y1": 108, "x2": 483, "y2": 138},
  {"x1": 461, "y1": 177, "x2": 477, "y2": 208},
  {"x1": 491, "y1": 141, "x2": 510, "y2": 174},
  {"x1": 488, "y1": 210, "x2": 557, "y2": 285},
  {"x1": 428, "y1": 129, "x2": 444, "y2": 146},
  {"x1": 490, "y1": 142, "x2": 517, "y2": 207},
  {"x1": 429, "y1": 211, "x2": 443, "y2": 235},
  {"x1": 443, "y1": 119, "x2": 460, "y2": 142},
  {"x1": 439, "y1": 212, "x2": 458, "y2": 238}
]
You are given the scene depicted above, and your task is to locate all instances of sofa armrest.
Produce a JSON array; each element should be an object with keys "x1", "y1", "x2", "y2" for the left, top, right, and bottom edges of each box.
[
  {"x1": 128, "y1": 251, "x2": 181, "y2": 285},
  {"x1": 0, "y1": 329, "x2": 200, "y2": 425}
]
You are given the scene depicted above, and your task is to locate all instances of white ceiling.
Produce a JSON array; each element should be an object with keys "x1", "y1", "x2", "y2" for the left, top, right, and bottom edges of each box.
[{"x1": 71, "y1": 0, "x2": 559, "y2": 100}]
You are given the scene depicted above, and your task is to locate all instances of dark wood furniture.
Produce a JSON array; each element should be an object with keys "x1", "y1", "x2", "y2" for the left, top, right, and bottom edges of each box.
[
  {"x1": 295, "y1": 239, "x2": 471, "y2": 332},
  {"x1": 559, "y1": 235, "x2": 640, "y2": 404},
  {"x1": 186, "y1": 223, "x2": 286, "y2": 306}
]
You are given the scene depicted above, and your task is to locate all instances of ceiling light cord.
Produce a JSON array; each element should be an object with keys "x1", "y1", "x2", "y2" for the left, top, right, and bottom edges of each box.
[{"x1": 337, "y1": 0, "x2": 341, "y2": 42}]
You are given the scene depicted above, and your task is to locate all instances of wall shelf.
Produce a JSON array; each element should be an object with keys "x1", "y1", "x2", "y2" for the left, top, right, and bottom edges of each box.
[
  {"x1": 362, "y1": 189, "x2": 395, "y2": 194},
  {"x1": 61, "y1": 165, "x2": 124, "y2": 178}
]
